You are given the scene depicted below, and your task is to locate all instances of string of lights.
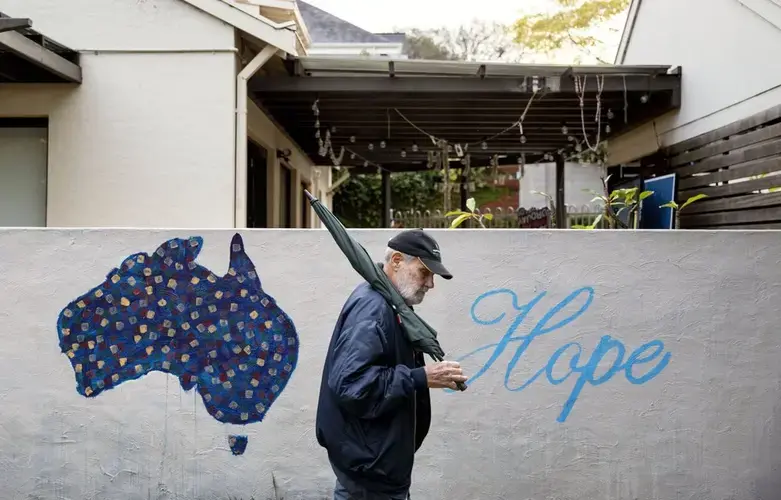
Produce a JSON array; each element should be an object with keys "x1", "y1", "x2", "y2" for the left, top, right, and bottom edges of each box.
[{"x1": 310, "y1": 73, "x2": 638, "y2": 190}]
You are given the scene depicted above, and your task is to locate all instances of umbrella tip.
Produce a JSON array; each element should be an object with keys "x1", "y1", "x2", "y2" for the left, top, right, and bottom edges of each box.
[{"x1": 304, "y1": 189, "x2": 316, "y2": 202}]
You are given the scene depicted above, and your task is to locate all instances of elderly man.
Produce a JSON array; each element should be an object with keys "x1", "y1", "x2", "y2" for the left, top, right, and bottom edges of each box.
[{"x1": 316, "y1": 229, "x2": 467, "y2": 500}]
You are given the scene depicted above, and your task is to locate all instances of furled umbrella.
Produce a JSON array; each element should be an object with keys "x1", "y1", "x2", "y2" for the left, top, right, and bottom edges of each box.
[{"x1": 304, "y1": 190, "x2": 467, "y2": 391}]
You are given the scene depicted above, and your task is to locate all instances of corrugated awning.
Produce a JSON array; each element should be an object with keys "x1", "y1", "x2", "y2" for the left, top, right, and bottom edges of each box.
[
  {"x1": 0, "y1": 13, "x2": 81, "y2": 83},
  {"x1": 250, "y1": 55, "x2": 681, "y2": 173}
]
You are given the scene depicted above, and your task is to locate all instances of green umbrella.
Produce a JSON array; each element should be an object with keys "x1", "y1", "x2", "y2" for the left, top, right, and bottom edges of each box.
[{"x1": 305, "y1": 190, "x2": 467, "y2": 391}]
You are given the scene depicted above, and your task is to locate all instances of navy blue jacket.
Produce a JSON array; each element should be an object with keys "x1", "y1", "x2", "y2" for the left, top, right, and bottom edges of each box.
[{"x1": 316, "y1": 282, "x2": 431, "y2": 496}]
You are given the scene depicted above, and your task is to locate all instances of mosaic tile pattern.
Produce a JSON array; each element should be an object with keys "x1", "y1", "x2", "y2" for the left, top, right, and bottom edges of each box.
[
  {"x1": 56, "y1": 233, "x2": 299, "y2": 428},
  {"x1": 229, "y1": 435, "x2": 249, "y2": 455}
]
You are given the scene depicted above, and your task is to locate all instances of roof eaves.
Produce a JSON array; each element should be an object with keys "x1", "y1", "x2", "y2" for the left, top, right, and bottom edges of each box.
[{"x1": 181, "y1": 0, "x2": 298, "y2": 54}]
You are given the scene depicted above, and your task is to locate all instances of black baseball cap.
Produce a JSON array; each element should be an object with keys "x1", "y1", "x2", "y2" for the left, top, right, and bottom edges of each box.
[{"x1": 387, "y1": 229, "x2": 453, "y2": 280}]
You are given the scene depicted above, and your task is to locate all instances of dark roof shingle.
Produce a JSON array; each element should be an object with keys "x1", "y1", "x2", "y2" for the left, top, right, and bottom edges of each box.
[{"x1": 297, "y1": 1, "x2": 402, "y2": 44}]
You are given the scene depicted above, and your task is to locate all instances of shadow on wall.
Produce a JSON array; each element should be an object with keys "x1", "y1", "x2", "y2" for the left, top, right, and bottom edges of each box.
[{"x1": 755, "y1": 399, "x2": 781, "y2": 497}]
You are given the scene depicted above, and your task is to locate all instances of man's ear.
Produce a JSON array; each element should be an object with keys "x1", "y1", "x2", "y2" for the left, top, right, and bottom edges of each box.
[{"x1": 390, "y1": 251, "x2": 404, "y2": 266}]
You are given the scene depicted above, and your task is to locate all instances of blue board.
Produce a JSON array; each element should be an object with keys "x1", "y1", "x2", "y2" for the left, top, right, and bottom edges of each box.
[{"x1": 641, "y1": 174, "x2": 677, "y2": 229}]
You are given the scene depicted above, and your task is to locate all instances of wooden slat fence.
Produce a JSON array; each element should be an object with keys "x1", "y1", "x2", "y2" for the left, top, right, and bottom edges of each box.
[
  {"x1": 664, "y1": 103, "x2": 781, "y2": 229},
  {"x1": 391, "y1": 205, "x2": 604, "y2": 229}
]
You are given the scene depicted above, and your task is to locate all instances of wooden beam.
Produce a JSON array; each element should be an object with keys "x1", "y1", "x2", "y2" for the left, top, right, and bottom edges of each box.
[
  {"x1": 381, "y1": 170, "x2": 392, "y2": 228},
  {"x1": 668, "y1": 102, "x2": 781, "y2": 156},
  {"x1": 681, "y1": 205, "x2": 781, "y2": 227},
  {"x1": 0, "y1": 29, "x2": 81, "y2": 82},
  {"x1": 555, "y1": 154, "x2": 566, "y2": 228},
  {"x1": 683, "y1": 191, "x2": 781, "y2": 214},
  {"x1": 677, "y1": 156, "x2": 781, "y2": 190},
  {"x1": 678, "y1": 175, "x2": 781, "y2": 201},
  {"x1": 0, "y1": 17, "x2": 32, "y2": 34},
  {"x1": 676, "y1": 137, "x2": 781, "y2": 177},
  {"x1": 250, "y1": 74, "x2": 680, "y2": 94},
  {"x1": 670, "y1": 121, "x2": 781, "y2": 167}
]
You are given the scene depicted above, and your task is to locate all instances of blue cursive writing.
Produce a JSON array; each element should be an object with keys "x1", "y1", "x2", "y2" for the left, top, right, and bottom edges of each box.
[{"x1": 448, "y1": 287, "x2": 671, "y2": 422}]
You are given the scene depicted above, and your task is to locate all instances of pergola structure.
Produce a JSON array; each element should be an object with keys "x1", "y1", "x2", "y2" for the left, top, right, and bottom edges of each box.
[
  {"x1": 0, "y1": 12, "x2": 81, "y2": 83},
  {"x1": 250, "y1": 56, "x2": 681, "y2": 227}
]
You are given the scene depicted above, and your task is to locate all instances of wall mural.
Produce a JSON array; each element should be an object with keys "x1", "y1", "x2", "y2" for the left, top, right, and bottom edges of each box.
[
  {"x1": 448, "y1": 286, "x2": 672, "y2": 422},
  {"x1": 55, "y1": 233, "x2": 299, "y2": 455}
]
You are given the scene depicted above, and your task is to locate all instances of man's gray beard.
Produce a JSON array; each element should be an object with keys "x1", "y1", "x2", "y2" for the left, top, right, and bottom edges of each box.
[{"x1": 396, "y1": 267, "x2": 429, "y2": 306}]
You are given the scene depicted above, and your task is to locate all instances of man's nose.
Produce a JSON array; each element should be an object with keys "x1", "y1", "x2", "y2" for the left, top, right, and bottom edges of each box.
[{"x1": 426, "y1": 275, "x2": 435, "y2": 289}]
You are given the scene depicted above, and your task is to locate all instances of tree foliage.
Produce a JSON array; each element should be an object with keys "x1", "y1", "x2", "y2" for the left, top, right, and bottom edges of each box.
[
  {"x1": 513, "y1": 0, "x2": 630, "y2": 62},
  {"x1": 402, "y1": 20, "x2": 524, "y2": 62},
  {"x1": 333, "y1": 171, "x2": 443, "y2": 228},
  {"x1": 402, "y1": 29, "x2": 459, "y2": 60}
]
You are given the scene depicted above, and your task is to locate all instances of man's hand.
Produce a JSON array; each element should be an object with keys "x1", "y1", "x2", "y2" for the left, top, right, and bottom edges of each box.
[{"x1": 424, "y1": 361, "x2": 468, "y2": 390}]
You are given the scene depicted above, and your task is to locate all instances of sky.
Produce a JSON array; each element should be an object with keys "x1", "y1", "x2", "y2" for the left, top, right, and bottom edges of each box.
[{"x1": 302, "y1": 0, "x2": 628, "y2": 64}]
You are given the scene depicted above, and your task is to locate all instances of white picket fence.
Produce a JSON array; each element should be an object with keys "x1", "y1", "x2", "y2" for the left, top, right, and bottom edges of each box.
[{"x1": 390, "y1": 204, "x2": 605, "y2": 229}]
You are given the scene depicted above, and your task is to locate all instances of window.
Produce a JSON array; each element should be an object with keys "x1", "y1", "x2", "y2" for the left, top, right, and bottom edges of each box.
[{"x1": 0, "y1": 118, "x2": 48, "y2": 226}]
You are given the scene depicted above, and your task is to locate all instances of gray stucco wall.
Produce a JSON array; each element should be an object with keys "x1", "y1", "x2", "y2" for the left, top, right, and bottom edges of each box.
[{"x1": 0, "y1": 229, "x2": 779, "y2": 499}]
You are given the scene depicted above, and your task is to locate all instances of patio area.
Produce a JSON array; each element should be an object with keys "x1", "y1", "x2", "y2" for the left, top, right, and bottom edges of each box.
[{"x1": 250, "y1": 55, "x2": 681, "y2": 226}]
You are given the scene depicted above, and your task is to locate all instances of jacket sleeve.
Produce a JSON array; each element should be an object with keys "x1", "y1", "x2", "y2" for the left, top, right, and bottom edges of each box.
[{"x1": 327, "y1": 318, "x2": 428, "y2": 419}]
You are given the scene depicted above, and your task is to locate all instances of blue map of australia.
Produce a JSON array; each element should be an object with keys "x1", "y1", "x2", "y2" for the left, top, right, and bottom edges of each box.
[{"x1": 56, "y1": 233, "x2": 299, "y2": 453}]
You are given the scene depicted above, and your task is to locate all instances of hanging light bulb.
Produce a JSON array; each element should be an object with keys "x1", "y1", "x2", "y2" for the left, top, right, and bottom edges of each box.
[
  {"x1": 561, "y1": 123, "x2": 568, "y2": 135},
  {"x1": 607, "y1": 109, "x2": 614, "y2": 120},
  {"x1": 380, "y1": 140, "x2": 386, "y2": 149},
  {"x1": 481, "y1": 141, "x2": 488, "y2": 150},
  {"x1": 331, "y1": 126, "x2": 337, "y2": 133},
  {"x1": 349, "y1": 136, "x2": 356, "y2": 143},
  {"x1": 640, "y1": 94, "x2": 649, "y2": 104},
  {"x1": 517, "y1": 156, "x2": 523, "y2": 165},
  {"x1": 606, "y1": 124, "x2": 612, "y2": 134},
  {"x1": 412, "y1": 142, "x2": 419, "y2": 153},
  {"x1": 350, "y1": 153, "x2": 356, "y2": 159},
  {"x1": 368, "y1": 143, "x2": 374, "y2": 151},
  {"x1": 315, "y1": 119, "x2": 320, "y2": 128},
  {"x1": 575, "y1": 143, "x2": 582, "y2": 152},
  {"x1": 568, "y1": 135, "x2": 575, "y2": 142},
  {"x1": 520, "y1": 135, "x2": 527, "y2": 144},
  {"x1": 401, "y1": 148, "x2": 407, "y2": 158},
  {"x1": 315, "y1": 130, "x2": 321, "y2": 139},
  {"x1": 363, "y1": 160, "x2": 368, "y2": 167}
]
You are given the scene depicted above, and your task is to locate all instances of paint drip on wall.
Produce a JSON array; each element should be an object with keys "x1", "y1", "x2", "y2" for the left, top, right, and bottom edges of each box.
[{"x1": 55, "y1": 233, "x2": 299, "y2": 454}]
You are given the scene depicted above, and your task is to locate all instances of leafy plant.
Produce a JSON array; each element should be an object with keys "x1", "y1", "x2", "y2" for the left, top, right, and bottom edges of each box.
[
  {"x1": 446, "y1": 197, "x2": 493, "y2": 228},
  {"x1": 579, "y1": 175, "x2": 653, "y2": 229},
  {"x1": 660, "y1": 194, "x2": 708, "y2": 229}
]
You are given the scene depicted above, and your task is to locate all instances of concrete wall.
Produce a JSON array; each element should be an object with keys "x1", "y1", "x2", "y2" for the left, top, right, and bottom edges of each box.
[
  {"x1": 609, "y1": 0, "x2": 781, "y2": 162},
  {"x1": 1, "y1": 228, "x2": 780, "y2": 499}
]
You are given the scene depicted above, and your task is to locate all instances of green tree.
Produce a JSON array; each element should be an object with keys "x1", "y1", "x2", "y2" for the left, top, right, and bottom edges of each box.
[
  {"x1": 513, "y1": 0, "x2": 630, "y2": 63},
  {"x1": 403, "y1": 29, "x2": 459, "y2": 60},
  {"x1": 401, "y1": 20, "x2": 525, "y2": 62},
  {"x1": 333, "y1": 171, "x2": 443, "y2": 228}
]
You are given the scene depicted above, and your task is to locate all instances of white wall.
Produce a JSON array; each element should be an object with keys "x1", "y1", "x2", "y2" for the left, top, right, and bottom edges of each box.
[
  {"x1": 247, "y1": 100, "x2": 322, "y2": 227},
  {"x1": 1, "y1": 228, "x2": 781, "y2": 499},
  {"x1": 0, "y1": 0, "x2": 238, "y2": 227},
  {"x1": 612, "y1": 0, "x2": 781, "y2": 157},
  {"x1": 519, "y1": 162, "x2": 605, "y2": 209}
]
